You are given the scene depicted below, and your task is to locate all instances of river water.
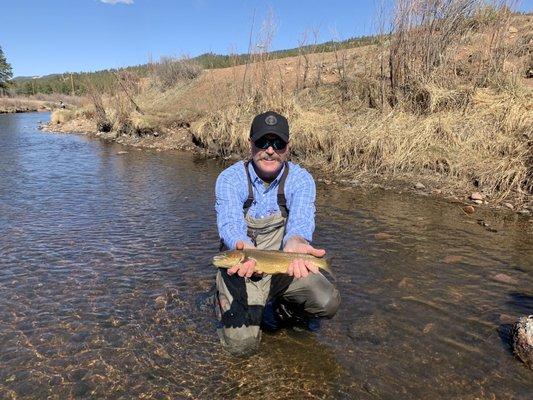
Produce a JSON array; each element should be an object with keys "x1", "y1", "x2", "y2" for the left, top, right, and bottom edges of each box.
[{"x1": 0, "y1": 112, "x2": 531, "y2": 399}]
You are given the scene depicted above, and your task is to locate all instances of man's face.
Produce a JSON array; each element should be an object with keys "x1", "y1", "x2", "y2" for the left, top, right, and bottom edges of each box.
[{"x1": 250, "y1": 133, "x2": 289, "y2": 181}]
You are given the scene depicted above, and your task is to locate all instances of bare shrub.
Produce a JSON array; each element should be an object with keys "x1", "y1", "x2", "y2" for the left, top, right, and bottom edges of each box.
[
  {"x1": 390, "y1": 0, "x2": 481, "y2": 92},
  {"x1": 84, "y1": 80, "x2": 112, "y2": 132},
  {"x1": 150, "y1": 56, "x2": 203, "y2": 90},
  {"x1": 50, "y1": 109, "x2": 74, "y2": 124},
  {"x1": 388, "y1": 0, "x2": 521, "y2": 110}
]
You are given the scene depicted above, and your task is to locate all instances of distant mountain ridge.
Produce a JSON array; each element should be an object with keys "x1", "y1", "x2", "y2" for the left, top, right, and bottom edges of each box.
[{"x1": 11, "y1": 34, "x2": 378, "y2": 95}]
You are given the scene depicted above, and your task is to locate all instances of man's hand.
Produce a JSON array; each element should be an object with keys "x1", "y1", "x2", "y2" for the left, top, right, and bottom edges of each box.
[
  {"x1": 283, "y1": 236, "x2": 326, "y2": 279},
  {"x1": 227, "y1": 240, "x2": 257, "y2": 278}
]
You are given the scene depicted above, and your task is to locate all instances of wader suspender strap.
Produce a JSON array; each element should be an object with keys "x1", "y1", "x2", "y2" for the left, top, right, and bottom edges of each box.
[
  {"x1": 277, "y1": 163, "x2": 289, "y2": 218},
  {"x1": 243, "y1": 161, "x2": 254, "y2": 216},
  {"x1": 243, "y1": 161, "x2": 290, "y2": 217}
]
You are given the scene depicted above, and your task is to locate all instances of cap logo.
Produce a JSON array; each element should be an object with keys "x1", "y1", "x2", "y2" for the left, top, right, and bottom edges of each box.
[{"x1": 265, "y1": 115, "x2": 278, "y2": 126}]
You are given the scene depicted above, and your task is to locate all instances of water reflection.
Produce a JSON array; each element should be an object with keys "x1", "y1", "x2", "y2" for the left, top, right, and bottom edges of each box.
[{"x1": 0, "y1": 113, "x2": 532, "y2": 399}]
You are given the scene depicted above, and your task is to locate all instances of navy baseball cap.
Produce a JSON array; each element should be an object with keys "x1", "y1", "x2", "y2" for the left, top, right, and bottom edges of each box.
[{"x1": 250, "y1": 111, "x2": 289, "y2": 143}]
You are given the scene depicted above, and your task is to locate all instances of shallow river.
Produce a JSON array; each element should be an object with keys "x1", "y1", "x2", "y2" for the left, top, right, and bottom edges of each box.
[{"x1": 0, "y1": 112, "x2": 532, "y2": 399}]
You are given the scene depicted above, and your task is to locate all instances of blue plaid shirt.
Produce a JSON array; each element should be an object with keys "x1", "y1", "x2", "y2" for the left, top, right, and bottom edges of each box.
[{"x1": 215, "y1": 161, "x2": 316, "y2": 249}]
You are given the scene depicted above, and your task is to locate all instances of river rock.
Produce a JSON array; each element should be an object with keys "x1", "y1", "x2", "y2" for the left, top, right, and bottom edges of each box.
[
  {"x1": 398, "y1": 277, "x2": 413, "y2": 288},
  {"x1": 499, "y1": 313, "x2": 517, "y2": 324},
  {"x1": 347, "y1": 314, "x2": 390, "y2": 345},
  {"x1": 423, "y1": 323, "x2": 435, "y2": 334},
  {"x1": 472, "y1": 199, "x2": 483, "y2": 204},
  {"x1": 463, "y1": 205, "x2": 475, "y2": 214},
  {"x1": 491, "y1": 273, "x2": 518, "y2": 285},
  {"x1": 470, "y1": 192, "x2": 484, "y2": 201},
  {"x1": 154, "y1": 296, "x2": 167, "y2": 309},
  {"x1": 443, "y1": 255, "x2": 463, "y2": 264},
  {"x1": 511, "y1": 315, "x2": 533, "y2": 369},
  {"x1": 414, "y1": 182, "x2": 425, "y2": 190}
]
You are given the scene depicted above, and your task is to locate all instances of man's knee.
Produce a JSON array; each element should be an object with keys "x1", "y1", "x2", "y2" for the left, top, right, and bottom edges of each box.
[
  {"x1": 313, "y1": 286, "x2": 340, "y2": 318},
  {"x1": 297, "y1": 274, "x2": 341, "y2": 318}
]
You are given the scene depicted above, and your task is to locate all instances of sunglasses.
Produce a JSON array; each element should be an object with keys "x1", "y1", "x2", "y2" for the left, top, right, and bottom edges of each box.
[{"x1": 254, "y1": 136, "x2": 287, "y2": 150}]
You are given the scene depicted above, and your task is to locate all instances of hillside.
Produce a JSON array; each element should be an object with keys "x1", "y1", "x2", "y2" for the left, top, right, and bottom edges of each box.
[
  {"x1": 10, "y1": 35, "x2": 378, "y2": 96},
  {"x1": 47, "y1": 9, "x2": 533, "y2": 212}
]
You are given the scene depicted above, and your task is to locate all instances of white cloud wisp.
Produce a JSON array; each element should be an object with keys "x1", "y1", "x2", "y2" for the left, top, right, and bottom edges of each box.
[{"x1": 100, "y1": 0, "x2": 134, "y2": 5}]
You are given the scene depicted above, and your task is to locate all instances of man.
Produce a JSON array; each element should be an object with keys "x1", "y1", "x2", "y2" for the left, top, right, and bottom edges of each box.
[{"x1": 214, "y1": 111, "x2": 340, "y2": 356}]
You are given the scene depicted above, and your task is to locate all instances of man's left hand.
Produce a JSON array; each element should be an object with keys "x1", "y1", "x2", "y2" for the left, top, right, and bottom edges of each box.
[{"x1": 283, "y1": 236, "x2": 325, "y2": 279}]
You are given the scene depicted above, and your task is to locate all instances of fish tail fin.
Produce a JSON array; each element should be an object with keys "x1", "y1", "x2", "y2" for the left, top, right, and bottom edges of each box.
[{"x1": 320, "y1": 256, "x2": 335, "y2": 280}]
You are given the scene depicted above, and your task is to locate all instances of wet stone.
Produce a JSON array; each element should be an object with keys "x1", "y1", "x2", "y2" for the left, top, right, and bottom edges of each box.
[
  {"x1": 398, "y1": 277, "x2": 413, "y2": 288},
  {"x1": 443, "y1": 255, "x2": 463, "y2": 264},
  {"x1": 16, "y1": 380, "x2": 43, "y2": 397},
  {"x1": 71, "y1": 381, "x2": 91, "y2": 397},
  {"x1": 347, "y1": 315, "x2": 390, "y2": 345},
  {"x1": 491, "y1": 273, "x2": 518, "y2": 285},
  {"x1": 69, "y1": 332, "x2": 90, "y2": 343},
  {"x1": 69, "y1": 369, "x2": 89, "y2": 381},
  {"x1": 154, "y1": 296, "x2": 167, "y2": 309},
  {"x1": 511, "y1": 315, "x2": 533, "y2": 369},
  {"x1": 462, "y1": 205, "x2": 475, "y2": 214},
  {"x1": 499, "y1": 314, "x2": 517, "y2": 324},
  {"x1": 49, "y1": 375, "x2": 64, "y2": 386},
  {"x1": 374, "y1": 232, "x2": 393, "y2": 240},
  {"x1": 423, "y1": 323, "x2": 435, "y2": 334}
]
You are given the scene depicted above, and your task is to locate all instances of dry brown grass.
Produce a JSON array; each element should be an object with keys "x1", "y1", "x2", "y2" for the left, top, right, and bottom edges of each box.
[
  {"x1": 58, "y1": 4, "x2": 532, "y2": 204},
  {"x1": 0, "y1": 96, "x2": 51, "y2": 113}
]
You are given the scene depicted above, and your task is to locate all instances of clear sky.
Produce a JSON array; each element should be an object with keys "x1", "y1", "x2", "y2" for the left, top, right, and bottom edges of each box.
[{"x1": 2, "y1": 0, "x2": 532, "y2": 77}]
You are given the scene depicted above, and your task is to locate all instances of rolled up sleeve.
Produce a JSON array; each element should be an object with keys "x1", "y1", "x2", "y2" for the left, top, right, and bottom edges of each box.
[
  {"x1": 215, "y1": 167, "x2": 253, "y2": 249},
  {"x1": 283, "y1": 169, "x2": 316, "y2": 246}
]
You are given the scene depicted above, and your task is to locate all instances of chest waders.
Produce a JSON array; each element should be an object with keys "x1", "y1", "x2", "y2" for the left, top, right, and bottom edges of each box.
[{"x1": 215, "y1": 161, "x2": 341, "y2": 356}]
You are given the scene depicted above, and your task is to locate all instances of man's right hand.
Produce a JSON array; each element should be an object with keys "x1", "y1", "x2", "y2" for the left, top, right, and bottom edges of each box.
[{"x1": 227, "y1": 240, "x2": 257, "y2": 278}]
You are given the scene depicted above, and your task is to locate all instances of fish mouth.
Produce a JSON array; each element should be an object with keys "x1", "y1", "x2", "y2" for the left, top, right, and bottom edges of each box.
[{"x1": 212, "y1": 255, "x2": 225, "y2": 266}]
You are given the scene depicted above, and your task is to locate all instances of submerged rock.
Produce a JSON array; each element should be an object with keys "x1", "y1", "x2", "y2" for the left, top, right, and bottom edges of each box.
[
  {"x1": 374, "y1": 232, "x2": 393, "y2": 240},
  {"x1": 443, "y1": 255, "x2": 463, "y2": 264},
  {"x1": 154, "y1": 295, "x2": 167, "y2": 309},
  {"x1": 491, "y1": 273, "x2": 518, "y2": 285},
  {"x1": 463, "y1": 205, "x2": 476, "y2": 214},
  {"x1": 511, "y1": 315, "x2": 533, "y2": 369}
]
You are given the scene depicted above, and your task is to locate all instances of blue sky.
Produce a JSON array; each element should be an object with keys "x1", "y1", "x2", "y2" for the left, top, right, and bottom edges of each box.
[{"x1": 2, "y1": 0, "x2": 532, "y2": 77}]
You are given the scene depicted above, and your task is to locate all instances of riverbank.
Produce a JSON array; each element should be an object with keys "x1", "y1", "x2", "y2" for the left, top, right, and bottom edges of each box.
[
  {"x1": 42, "y1": 11, "x2": 532, "y2": 215},
  {"x1": 0, "y1": 94, "x2": 86, "y2": 114},
  {"x1": 0, "y1": 96, "x2": 53, "y2": 113},
  {"x1": 41, "y1": 111, "x2": 533, "y2": 218}
]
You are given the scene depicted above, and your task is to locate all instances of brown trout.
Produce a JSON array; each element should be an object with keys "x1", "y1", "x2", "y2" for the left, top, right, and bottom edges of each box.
[{"x1": 212, "y1": 249, "x2": 332, "y2": 275}]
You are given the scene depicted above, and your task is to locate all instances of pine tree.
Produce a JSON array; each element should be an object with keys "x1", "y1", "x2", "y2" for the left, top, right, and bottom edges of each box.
[{"x1": 0, "y1": 46, "x2": 13, "y2": 93}]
